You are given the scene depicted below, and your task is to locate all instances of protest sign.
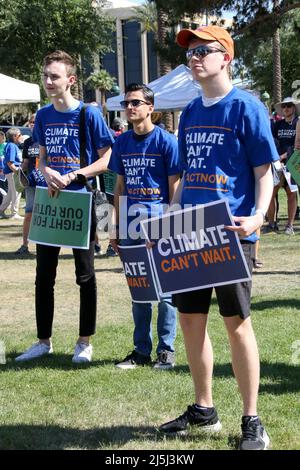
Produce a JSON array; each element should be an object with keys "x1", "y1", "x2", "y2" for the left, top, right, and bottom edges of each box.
[
  {"x1": 118, "y1": 244, "x2": 159, "y2": 303},
  {"x1": 283, "y1": 166, "x2": 298, "y2": 192},
  {"x1": 28, "y1": 187, "x2": 92, "y2": 249},
  {"x1": 141, "y1": 199, "x2": 251, "y2": 295},
  {"x1": 286, "y1": 150, "x2": 300, "y2": 187}
]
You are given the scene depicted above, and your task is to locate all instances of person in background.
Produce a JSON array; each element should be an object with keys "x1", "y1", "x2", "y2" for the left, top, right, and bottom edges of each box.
[
  {"x1": 111, "y1": 117, "x2": 127, "y2": 137},
  {"x1": 0, "y1": 131, "x2": 7, "y2": 204},
  {"x1": 105, "y1": 117, "x2": 127, "y2": 257},
  {"x1": 267, "y1": 97, "x2": 299, "y2": 235},
  {"x1": 158, "y1": 25, "x2": 278, "y2": 451},
  {"x1": 15, "y1": 50, "x2": 113, "y2": 364},
  {"x1": 15, "y1": 114, "x2": 39, "y2": 255},
  {"x1": 0, "y1": 128, "x2": 23, "y2": 219}
]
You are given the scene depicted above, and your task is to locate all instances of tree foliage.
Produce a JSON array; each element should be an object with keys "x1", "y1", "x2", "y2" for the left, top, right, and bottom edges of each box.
[
  {"x1": 153, "y1": 0, "x2": 300, "y2": 34},
  {"x1": 131, "y1": 0, "x2": 158, "y2": 34},
  {"x1": 150, "y1": 0, "x2": 300, "y2": 100},
  {"x1": 86, "y1": 69, "x2": 116, "y2": 108},
  {"x1": 0, "y1": 0, "x2": 114, "y2": 90},
  {"x1": 235, "y1": 10, "x2": 300, "y2": 99}
]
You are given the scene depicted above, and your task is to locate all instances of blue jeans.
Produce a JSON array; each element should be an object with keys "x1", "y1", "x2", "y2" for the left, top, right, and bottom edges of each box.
[{"x1": 121, "y1": 237, "x2": 177, "y2": 357}]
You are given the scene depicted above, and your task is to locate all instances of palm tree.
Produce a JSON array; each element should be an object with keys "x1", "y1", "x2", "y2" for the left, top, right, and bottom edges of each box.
[
  {"x1": 86, "y1": 69, "x2": 116, "y2": 112},
  {"x1": 131, "y1": 0, "x2": 157, "y2": 35},
  {"x1": 272, "y1": 0, "x2": 282, "y2": 103},
  {"x1": 131, "y1": 1, "x2": 173, "y2": 130},
  {"x1": 156, "y1": 6, "x2": 173, "y2": 130}
]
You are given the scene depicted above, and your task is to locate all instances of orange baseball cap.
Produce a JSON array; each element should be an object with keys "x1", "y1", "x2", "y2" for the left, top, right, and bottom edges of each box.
[{"x1": 177, "y1": 25, "x2": 234, "y2": 60}]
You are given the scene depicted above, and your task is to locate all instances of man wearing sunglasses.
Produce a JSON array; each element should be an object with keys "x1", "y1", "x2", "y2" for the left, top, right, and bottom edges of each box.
[
  {"x1": 158, "y1": 26, "x2": 279, "y2": 450},
  {"x1": 108, "y1": 83, "x2": 180, "y2": 370},
  {"x1": 268, "y1": 97, "x2": 300, "y2": 234}
]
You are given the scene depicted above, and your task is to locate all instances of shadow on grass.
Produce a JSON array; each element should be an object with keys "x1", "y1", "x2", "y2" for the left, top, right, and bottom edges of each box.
[
  {"x1": 95, "y1": 267, "x2": 124, "y2": 273},
  {"x1": 0, "y1": 423, "x2": 156, "y2": 450},
  {"x1": 2, "y1": 353, "x2": 117, "y2": 371},
  {"x1": 253, "y1": 271, "x2": 300, "y2": 276},
  {"x1": 251, "y1": 298, "x2": 300, "y2": 311},
  {"x1": 0, "y1": 423, "x2": 226, "y2": 450},
  {"x1": 0, "y1": 251, "x2": 36, "y2": 260},
  {"x1": 171, "y1": 361, "x2": 300, "y2": 395},
  {"x1": 2, "y1": 354, "x2": 299, "y2": 395}
]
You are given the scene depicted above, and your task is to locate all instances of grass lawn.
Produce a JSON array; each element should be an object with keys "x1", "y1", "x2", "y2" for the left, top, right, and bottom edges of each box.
[{"x1": 0, "y1": 192, "x2": 299, "y2": 450}]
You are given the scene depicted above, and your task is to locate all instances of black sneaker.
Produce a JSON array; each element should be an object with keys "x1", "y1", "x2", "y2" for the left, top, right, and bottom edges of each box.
[
  {"x1": 159, "y1": 404, "x2": 222, "y2": 436},
  {"x1": 115, "y1": 350, "x2": 151, "y2": 369},
  {"x1": 94, "y1": 243, "x2": 103, "y2": 256},
  {"x1": 153, "y1": 350, "x2": 175, "y2": 370},
  {"x1": 263, "y1": 223, "x2": 278, "y2": 233},
  {"x1": 106, "y1": 243, "x2": 118, "y2": 257},
  {"x1": 239, "y1": 416, "x2": 270, "y2": 450}
]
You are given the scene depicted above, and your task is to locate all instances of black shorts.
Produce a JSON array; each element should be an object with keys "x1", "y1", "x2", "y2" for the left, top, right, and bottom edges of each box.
[{"x1": 172, "y1": 242, "x2": 255, "y2": 320}]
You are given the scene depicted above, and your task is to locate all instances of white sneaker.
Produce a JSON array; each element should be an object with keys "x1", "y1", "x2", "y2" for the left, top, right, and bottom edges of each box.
[
  {"x1": 15, "y1": 342, "x2": 53, "y2": 362},
  {"x1": 72, "y1": 342, "x2": 93, "y2": 363}
]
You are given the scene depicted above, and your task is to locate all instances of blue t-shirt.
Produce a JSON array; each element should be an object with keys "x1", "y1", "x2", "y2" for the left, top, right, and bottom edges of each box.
[
  {"x1": 178, "y1": 87, "x2": 279, "y2": 242},
  {"x1": 3, "y1": 142, "x2": 22, "y2": 174},
  {"x1": 35, "y1": 101, "x2": 114, "y2": 190},
  {"x1": 108, "y1": 125, "x2": 180, "y2": 220}
]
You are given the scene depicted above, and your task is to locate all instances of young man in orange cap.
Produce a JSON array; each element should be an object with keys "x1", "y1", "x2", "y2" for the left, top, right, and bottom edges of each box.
[{"x1": 158, "y1": 25, "x2": 279, "y2": 450}]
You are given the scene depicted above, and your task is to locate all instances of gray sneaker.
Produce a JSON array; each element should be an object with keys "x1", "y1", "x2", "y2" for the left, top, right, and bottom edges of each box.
[
  {"x1": 153, "y1": 350, "x2": 175, "y2": 370},
  {"x1": 239, "y1": 416, "x2": 270, "y2": 450},
  {"x1": 284, "y1": 224, "x2": 294, "y2": 235}
]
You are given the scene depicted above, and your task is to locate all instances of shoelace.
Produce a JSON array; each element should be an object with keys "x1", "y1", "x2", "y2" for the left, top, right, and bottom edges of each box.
[
  {"x1": 242, "y1": 422, "x2": 259, "y2": 440},
  {"x1": 124, "y1": 351, "x2": 137, "y2": 362},
  {"x1": 174, "y1": 405, "x2": 196, "y2": 424},
  {"x1": 159, "y1": 351, "x2": 168, "y2": 363}
]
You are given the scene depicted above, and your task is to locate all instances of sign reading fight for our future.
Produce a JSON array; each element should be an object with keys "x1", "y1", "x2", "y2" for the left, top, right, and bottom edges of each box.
[
  {"x1": 28, "y1": 187, "x2": 92, "y2": 249},
  {"x1": 141, "y1": 200, "x2": 251, "y2": 296},
  {"x1": 118, "y1": 245, "x2": 159, "y2": 303}
]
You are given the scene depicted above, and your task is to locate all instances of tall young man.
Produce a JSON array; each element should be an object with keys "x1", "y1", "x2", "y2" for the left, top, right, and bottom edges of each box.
[
  {"x1": 109, "y1": 83, "x2": 180, "y2": 369},
  {"x1": 158, "y1": 26, "x2": 279, "y2": 450},
  {"x1": 16, "y1": 50, "x2": 114, "y2": 364}
]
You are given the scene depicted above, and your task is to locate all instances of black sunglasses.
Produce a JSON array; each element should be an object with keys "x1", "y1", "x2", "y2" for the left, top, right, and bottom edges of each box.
[
  {"x1": 281, "y1": 103, "x2": 294, "y2": 109},
  {"x1": 186, "y1": 45, "x2": 225, "y2": 61},
  {"x1": 120, "y1": 99, "x2": 151, "y2": 109}
]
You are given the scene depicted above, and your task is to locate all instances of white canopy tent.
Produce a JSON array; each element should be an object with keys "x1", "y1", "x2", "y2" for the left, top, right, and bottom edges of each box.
[
  {"x1": 0, "y1": 73, "x2": 40, "y2": 105},
  {"x1": 106, "y1": 64, "x2": 201, "y2": 112}
]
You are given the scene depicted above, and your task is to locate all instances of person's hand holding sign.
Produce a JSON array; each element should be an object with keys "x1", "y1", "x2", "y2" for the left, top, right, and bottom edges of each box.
[{"x1": 44, "y1": 167, "x2": 66, "y2": 197}]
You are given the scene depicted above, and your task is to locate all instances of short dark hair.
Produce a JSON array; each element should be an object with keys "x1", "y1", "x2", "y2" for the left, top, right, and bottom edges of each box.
[
  {"x1": 43, "y1": 50, "x2": 77, "y2": 76},
  {"x1": 125, "y1": 83, "x2": 154, "y2": 105}
]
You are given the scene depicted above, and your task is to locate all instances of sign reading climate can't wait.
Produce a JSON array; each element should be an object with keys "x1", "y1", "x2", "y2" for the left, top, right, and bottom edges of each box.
[
  {"x1": 141, "y1": 199, "x2": 251, "y2": 296},
  {"x1": 118, "y1": 244, "x2": 159, "y2": 303},
  {"x1": 28, "y1": 187, "x2": 92, "y2": 249}
]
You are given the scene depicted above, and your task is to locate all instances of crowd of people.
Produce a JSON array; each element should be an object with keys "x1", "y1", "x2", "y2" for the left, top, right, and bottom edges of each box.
[{"x1": 0, "y1": 25, "x2": 299, "y2": 451}]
